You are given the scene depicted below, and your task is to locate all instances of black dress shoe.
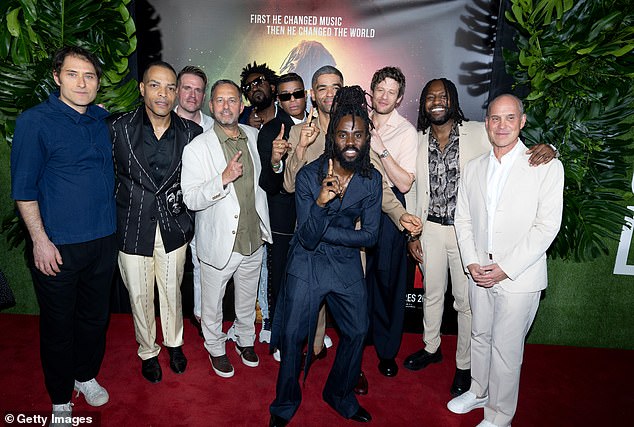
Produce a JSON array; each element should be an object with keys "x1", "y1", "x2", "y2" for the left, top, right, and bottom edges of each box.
[
  {"x1": 350, "y1": 406, "x2": 372, "y2": 423},
  {"x1": 166, "y1": 346, "x2": 187, "y2": 374},
  {"x1": 403, "y1": 347, "x2": 442, "y2": 371},
  {"x1": 269, "y1": 414, "x2": 289, "y2": 427},
  {"x1": 353, "y1": 371, "x2": 368, "y2": 395},
  {"x1": 450, "y1": 368, "x2": 471, "y2": 397},
  {"x1": 378, "y1": 358, "x2": 398, "y2": 377},
  {"x1": 141, "y1": 356, "x2": 162, "y2": 383}
]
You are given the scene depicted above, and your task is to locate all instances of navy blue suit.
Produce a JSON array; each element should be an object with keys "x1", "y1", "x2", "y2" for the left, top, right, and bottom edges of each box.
[{"x1": 270, "y1": 157, "x2": 382, "y2": 421}]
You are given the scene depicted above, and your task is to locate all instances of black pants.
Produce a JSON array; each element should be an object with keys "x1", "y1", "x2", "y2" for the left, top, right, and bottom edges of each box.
[
  {"x1": 31, "y1": 234, "x2": 117, "y2": 404},
  {"x1": 365, "y1": 188, "x2": 407, "y2": 359}
]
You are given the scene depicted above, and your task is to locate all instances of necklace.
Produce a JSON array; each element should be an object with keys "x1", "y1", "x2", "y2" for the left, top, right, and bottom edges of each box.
[{"x1": 336, "y1": 173, "x2": 354, "y2": 201}]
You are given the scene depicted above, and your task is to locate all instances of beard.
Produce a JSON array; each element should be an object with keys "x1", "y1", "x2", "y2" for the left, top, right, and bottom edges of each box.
[
  {"x1": 334, "y1": 141, "x2": 370, "y2": 172},
  {"x1": 251, "y1": 90, "x2": 273, "y2": 110},
  {"x1": 425, "y1": 107, "x2": 450, "y2": 125}
]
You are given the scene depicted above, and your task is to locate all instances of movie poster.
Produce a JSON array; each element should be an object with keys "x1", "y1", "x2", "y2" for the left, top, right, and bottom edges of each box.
[
  {"x1": 145, "y1": 0, "x2": 494, "y2": 331},
  {"x1": 147, "y1": 0, "x2": 493, "y2": 123}
]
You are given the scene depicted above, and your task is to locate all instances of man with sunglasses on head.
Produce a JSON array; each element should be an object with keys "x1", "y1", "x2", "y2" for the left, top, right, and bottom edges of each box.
[
  {"x1": 239, "y1": 62, "x2": 278, "y2": 129},
  {"x1": 256, "y1": 73, "x2": 308, "y2": 353}
]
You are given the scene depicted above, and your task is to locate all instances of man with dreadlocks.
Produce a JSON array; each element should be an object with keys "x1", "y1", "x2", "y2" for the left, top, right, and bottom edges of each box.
[
  {"x1": 269, "y1": 86, "x2": 381, "y2": 426},
  {"x1": 404, "y1": 78, "x2": 557, "y2": 397},
  {"x1": 239, "y1": 61, "x2": 278, "y2": 129}
]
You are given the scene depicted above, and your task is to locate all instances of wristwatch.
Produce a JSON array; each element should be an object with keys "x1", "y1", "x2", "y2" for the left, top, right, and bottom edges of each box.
[{"x1": 379, "y1": 149, "x2": 390, "y2": 159}]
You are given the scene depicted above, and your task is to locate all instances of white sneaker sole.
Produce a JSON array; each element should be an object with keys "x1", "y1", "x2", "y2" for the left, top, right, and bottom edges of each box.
[
  {"x1": 209, "y1": 355, "x2": 234, "y2": 378},
  {"x1": 447, "y1": 394, "x2": 488, "y2": 414}
]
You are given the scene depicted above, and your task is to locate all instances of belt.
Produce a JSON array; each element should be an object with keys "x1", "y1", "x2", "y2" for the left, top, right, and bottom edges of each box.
[{"x1": 427, "y1": 215, "x2": 454, "y2": 226}]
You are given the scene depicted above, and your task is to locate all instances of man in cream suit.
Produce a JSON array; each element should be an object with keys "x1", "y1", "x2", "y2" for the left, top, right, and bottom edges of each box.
[
  {"x1": 181, "y1": 79, "x2": 272, "y2": 378},
  {"x1": 447, "y1": 94, "x2": 564, "y2": 427}
]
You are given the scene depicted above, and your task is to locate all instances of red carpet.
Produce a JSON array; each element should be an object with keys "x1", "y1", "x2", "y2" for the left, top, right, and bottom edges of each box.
[{"x1": 0, "y1": 313, "x2": 632, "y2": 426}]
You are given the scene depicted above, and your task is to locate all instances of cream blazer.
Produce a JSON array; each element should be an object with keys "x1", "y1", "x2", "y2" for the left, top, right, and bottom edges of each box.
[
  {"x1": 181, "y1": 125, "x2": 272, "y2": 269},
  {"x1": 454, "y1": 141, "x2": 564, "y2": 293}
]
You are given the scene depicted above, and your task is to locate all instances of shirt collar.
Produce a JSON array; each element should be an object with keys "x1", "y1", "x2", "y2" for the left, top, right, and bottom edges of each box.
[
  {"x1": 214, "y1": 122, "x2": 247, "y2": 144},
  {"x1": 48, "y1": 91, "x2": 108, "y2": 123}
]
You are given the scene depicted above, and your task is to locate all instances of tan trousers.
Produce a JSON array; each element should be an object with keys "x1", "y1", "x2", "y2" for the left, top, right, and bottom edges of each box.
[
  {"x1": 200, "y1": 247, "x2": 263, "y2": 357},
  {"x1": 421, "y1": 221, "x2": 471, "y2": 369},
  {"x1": 469, "y1": 283, "x2": 540, "y2": 427},
  {"x1": 118, "y1": 226, "x2": 187, "y2": 360}
]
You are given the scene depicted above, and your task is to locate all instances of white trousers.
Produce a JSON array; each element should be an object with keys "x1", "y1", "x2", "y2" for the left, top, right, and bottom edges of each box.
[
  {"x1": 118, "y1": 226, "x2": 187, "y2": 360},
  {"x1": 200, "y1": 247, "x2": 263, "y2": 356},
  {"x1": 469, "y1": 282, "x2": 540, "y2": 427},
  {"x1": 421, "y1": 221, "x2": 471, "y2": 368}
]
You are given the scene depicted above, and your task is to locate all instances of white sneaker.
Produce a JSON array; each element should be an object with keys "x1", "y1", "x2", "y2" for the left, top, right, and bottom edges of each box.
[
  {"x1": 259, "y1": 329, "x2": 271, "y2": 344},
  {"x1": 476, "y1": 420, "x2": 500, "y2": 427},
  {"x1": 226, "y1": 323, "x2": 236, "y2": 342},
  {"x1": 74, "y1": 378, "x2": 109, "y2": 406},
  {"x1": 323, "y1": 334, "x2": 333, "y2": 348},
  {"x1": 447, "y1": 391, "x2": 488, "y2": 414},
  {"x1": 273, "y1": 348, "x2": 281, "y2": 362},
  {"x1": 50, "y1": 402, "x2": 73, "y2": 427}
]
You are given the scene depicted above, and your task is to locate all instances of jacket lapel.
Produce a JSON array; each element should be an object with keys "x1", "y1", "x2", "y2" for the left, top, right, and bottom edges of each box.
[{"x1": 126, "y1": 108, "x2": 158, "y2": 190}]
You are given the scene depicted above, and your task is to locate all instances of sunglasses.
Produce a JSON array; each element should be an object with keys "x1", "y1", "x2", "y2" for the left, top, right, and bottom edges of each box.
[
  {"x1": 278, "y1": 90, "x2": 306, "y2": 102},
  {"x1": 242, "y1": 75, "x2": 266, "y2": 93}
]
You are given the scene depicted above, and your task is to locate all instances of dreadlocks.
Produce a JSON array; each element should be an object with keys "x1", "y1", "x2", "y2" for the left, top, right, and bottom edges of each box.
[
  {"x1": 318, "y1": 85, "x2": 374, "y2": 182},
  {"x1": 416, "y1": 78, "x2": 468, "y2": 133},
  {"x1": 239, "y1": 61, "x2": 278, "y2": 90}
]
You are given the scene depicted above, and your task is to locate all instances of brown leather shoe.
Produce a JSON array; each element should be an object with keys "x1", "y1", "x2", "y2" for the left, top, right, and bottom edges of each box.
[{"x1": 353, "y1": 371, "x2": 368, "y2": 395}]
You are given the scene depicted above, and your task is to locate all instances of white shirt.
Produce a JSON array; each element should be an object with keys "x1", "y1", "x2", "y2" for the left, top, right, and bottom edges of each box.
[
  {"x1": 486, "y1": 139, "x2": 523, "y2": 254},
  {"x1": 174, "y1": 105, "x2": 214, "y2": 132}
]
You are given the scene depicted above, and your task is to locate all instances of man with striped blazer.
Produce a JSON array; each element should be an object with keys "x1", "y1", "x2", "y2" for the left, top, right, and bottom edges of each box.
[{"x1": 109, "y1": 61, "x2": 202, "y2": 383}]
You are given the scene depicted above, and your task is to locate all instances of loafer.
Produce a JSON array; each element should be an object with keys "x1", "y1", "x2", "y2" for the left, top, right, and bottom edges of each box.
[
  {"x1": 269, "y1": 414, "x2": 289, "y2": 427},
  {"x1": 209, "y1": 354, "x2": 234, "y2": 378},
  {"x1": 235, "y1": 345, "x2": 259, "y2": 367},
  {"x1": 447, "y1": 391, "x2": 488, "y2": 414},
  {"x1": 403, "y1": 347, "x2": 442, "y2": 371},
  {"x1": 378, "y1": 358, "x2": 398, "y2": 377},
  {"x1": 353, "y1": 371, "x2": 368, "y2": 395},
  {"x1": 141, "y1": 356, "x2": 162, "y2": 383},
  {"x1": 450, "y1": 368, "x2": 471, "y2": 397},
  {"x1": 350, "y1": 406, "x2": 372, "y2": 423},
  {"x1": 166, "y1": 346, "x2": 187, "y2": 374}
]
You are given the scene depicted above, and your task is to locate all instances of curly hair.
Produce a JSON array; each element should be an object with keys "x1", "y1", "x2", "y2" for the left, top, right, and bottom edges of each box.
[
  {"x1": 370, "y1": 66, "x2": 406, "y2": 98},
  {"x1": 239, "y1": 61, "x2": 278, "y2": 90},
  {"x1": 416, "y1": 78, "x2": 468, "y2": 133},
  {"x1": 318, "y1": 85, "x2": 374, "y2": 181}
]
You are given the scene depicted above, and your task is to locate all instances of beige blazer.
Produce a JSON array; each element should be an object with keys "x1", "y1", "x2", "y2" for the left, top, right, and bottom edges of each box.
[
  {"x1": 181, "y1": 125, "x2": 272, "y2": 269},
  {"x1": 411, "y1": 121, "x2": 491, "y2": 228},
  {"x1": 454, "y1": 140, "x2": 564, "y2": 293}
]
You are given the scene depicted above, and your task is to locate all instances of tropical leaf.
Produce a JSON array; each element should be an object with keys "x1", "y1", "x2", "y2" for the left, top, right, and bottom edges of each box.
[
  {"x1": 0, "y1": 0, "x2": 138, "y2": 247},
  {"x1": 506, "y1": 0, "x2": 634, "y2": 261}
]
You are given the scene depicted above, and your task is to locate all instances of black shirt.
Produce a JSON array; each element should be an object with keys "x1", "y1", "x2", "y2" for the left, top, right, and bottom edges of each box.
[{"x1": 143, "y1": 110, "x2": 175, "y2": 184}]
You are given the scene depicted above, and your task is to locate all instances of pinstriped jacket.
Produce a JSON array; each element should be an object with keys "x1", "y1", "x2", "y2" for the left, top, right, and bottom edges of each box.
[{"x1": 108, "y1": 107, "x2": 203, "y2": 256}]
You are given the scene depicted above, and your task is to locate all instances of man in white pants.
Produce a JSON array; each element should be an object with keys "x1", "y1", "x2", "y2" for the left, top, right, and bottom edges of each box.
[
  {"x1": 448, "y1": 94, "x2": 564, "y2": 427},
  {"x1": 181, "y1": 79, "x2": 272, "y2": 378}
]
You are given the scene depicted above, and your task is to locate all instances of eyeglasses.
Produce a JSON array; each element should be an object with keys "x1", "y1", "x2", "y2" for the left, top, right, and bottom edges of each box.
[
  {"x1": 242, "y1": 75, "x2": 266, "y2": 93},
  {"x1": 278, "y1": 90, "x2": 306, "y2": 102}
]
